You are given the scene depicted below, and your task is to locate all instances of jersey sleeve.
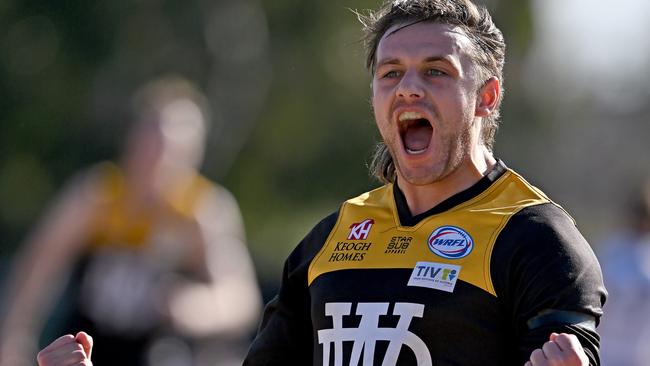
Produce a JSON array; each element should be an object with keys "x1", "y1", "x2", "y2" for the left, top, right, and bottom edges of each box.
[
  {"x1": 243, "y1": 212, "x2": 338, "y2": 365},
  {"x1": 490, "y1": 203, "x2": 607, "y2": 365}
]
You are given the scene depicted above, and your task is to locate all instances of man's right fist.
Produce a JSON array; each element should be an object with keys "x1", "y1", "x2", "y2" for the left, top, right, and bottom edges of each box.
[{"x1": 36, "y1": 332, "x2": 93, "y2": 366}]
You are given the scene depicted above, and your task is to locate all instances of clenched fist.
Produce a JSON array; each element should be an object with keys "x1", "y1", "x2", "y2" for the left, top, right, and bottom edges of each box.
[
  {"x1": 524, "y1": 333, "x2": 588, "y2": 366},
  {"x1": 37, "y1": 332, "x2": 93, "y2": 366}
]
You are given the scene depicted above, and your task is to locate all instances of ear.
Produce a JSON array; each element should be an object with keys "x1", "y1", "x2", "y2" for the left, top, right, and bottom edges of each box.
[{"x1": 475, "y1": 77, "x2": 500, "y2": 117}]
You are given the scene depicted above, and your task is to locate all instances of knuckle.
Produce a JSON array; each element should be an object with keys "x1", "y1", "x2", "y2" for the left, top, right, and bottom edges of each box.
[
  {"x1": 70, "y1": 349, "x2": 87, "y2": 360},
  {"x1": 557, "y1": 335, "x2": 570, "y2": 344},
  {"x1": 530, "y1": 348, "x2": 546, "y2": 362},
  {"x1": 542, "y1": 341, "x2": 558, "y2": 352},
  {"x1": 560, "y1": 333, "x2": 578, "y2": 344},
  {"x1": 59, "y1": 334, "x2": 75, "y2": 343}
]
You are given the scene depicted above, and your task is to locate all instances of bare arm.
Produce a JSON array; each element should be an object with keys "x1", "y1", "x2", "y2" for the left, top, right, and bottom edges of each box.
[
  {"x1": 0, "y1": 173, "x2": 102, "y2": 366},
  {"x1": 166, "y1": 185, "x2": 262, "y2": 338}
]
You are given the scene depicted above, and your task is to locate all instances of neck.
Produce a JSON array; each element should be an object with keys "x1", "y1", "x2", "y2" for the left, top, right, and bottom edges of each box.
[{"x1": 397, "y1": 148, "x2": 496, "y2": 216}]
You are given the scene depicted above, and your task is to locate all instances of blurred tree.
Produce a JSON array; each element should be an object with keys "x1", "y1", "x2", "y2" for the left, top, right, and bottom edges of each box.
[{"x1": 0, "y1": 0, "x2": 272, "y2": 255}]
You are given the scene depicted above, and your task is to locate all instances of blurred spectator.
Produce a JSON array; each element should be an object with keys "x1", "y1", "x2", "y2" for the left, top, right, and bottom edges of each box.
[
  {"x1": 598, "y1": 180, "x2": 650, "y2": 365},
  {"x1": 0, "y1": 76, "x2": 261, "y2": 366}
]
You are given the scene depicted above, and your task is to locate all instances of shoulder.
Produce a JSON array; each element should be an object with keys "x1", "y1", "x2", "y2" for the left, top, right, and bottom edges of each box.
[
  {"x1": 504, "y1": 203, "x2": 579, "y2": 240},
  {"x1": 167, "y1": 173, "x2": 239, "y2": 220},
  {"x1": 488, "y1": 171, "x2": 598, "y2": 280},
  {"x1": 197, "y1": 180, "x2": 239, "y2": 210},
  {"x1": 490, "y1": 166, "x2": 584, "y2": 252},
  {"x1": 342, "y1": 184, "x2": 393, "y2": 214},
  {"x1": 284, "y1": 185, "x2": 389, "y2": 276},
  {"x1": 55, "y1": 161, "x2": 118, "y2": 206},
  {"x1": 491, "y1": 202, "x2": 606, "y2": 312},
  {"x1": 493, "y1": 202, "x2": 596, "y2": 271},
  {"x1": 286, "y1": 211, "x2": 339, "y2": 276}
]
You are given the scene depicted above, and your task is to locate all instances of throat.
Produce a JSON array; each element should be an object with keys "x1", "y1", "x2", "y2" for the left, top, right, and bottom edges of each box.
[{"x1": 402, "y1": 123, "x2": 432, "y2": 153}]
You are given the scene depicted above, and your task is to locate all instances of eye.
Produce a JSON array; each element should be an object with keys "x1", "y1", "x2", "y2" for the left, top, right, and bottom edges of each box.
[
  {"x1": 426, "y1": 68, "x2": 446, "y2": 77},
  {"x1": 382, "y1": 70, "x2": 402, "y2": 78}
]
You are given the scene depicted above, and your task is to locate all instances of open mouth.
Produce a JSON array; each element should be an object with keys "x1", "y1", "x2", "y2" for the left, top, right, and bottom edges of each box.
[{"x1": 398, "y1": 111, "x2": 433, "y2": 155}]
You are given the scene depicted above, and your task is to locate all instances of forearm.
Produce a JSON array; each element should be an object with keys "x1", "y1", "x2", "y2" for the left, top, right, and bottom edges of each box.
[
  {"x1": 166, "y1": 273, "x2": 261, "y2": 337},
  {"x1": 1, "y1": 250, "x2": 73, "y2": 366}
]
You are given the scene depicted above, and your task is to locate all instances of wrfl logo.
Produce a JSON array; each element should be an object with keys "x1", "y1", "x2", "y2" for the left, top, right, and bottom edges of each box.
[{"x1": 427, "y1": 226, "x2": 474, "y2": 259}]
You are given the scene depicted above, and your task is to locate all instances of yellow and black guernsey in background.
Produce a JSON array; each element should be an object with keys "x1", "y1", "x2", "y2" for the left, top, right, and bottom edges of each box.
[{"x1": 244, "y1": 160, "x2": 607, "y2": 366}]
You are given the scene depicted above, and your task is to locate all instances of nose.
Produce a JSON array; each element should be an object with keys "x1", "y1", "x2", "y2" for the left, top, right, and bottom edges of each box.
[{"x1": 396, "y1": 70, "x2": 424, "y2": 100}]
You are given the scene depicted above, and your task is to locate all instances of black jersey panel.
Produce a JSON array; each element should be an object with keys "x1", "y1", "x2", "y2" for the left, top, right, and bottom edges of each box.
[
  {"x1": 244, "y1": 212, "x2": 339, "y2": 365},
  {"x1": 490, "y1": 203, "x2": 606, "y2": 365},
  {"x1": 310, "y1": 268, "x2": 508, "y2": 366}
]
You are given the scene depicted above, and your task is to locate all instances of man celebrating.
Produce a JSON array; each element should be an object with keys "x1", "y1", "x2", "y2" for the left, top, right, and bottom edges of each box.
[
  {"x1": 35, "y1": 0, "x2": 606, "y2": 365},
  {"x1": 243, "y1": 0, "x2": 605, "y2": 365}
]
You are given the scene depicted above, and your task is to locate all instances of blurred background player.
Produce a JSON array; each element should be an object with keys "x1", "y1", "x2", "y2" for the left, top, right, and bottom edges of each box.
[
  {"x1": 597, "y1": 180, "x2": 650, "y2": 365},
  {"x1": 0, "y1": 76, "x2": 261, "y2": 366}
]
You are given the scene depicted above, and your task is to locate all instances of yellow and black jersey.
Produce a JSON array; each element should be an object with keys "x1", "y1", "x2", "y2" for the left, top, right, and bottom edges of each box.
[
  {"x1": 87, "y1": 161, "x2": 212, "y2": 251},
  {"x1": 244, "y1": 160, "x2": 606, "y2": 366},
  {"x1": 62, "y1": 162, "x2": 222, "y2": 361}
]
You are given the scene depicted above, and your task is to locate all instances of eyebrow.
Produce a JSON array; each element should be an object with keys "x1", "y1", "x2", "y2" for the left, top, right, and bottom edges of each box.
[
  {"x1": 375, "y1": 55, "x2": 462, "y2": 78},
  {"x1": 375, "y1": 58, "x2": 401, "y2": 67},
  {"x1": 375, "y1": 56, "x2": 454, "y2": 68}
]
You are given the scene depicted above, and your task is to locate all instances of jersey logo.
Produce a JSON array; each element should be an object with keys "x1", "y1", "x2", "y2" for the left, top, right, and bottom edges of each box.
[
  {"x1": 427, "y1": 226, "x2": 473, "y2": 259},
  {"x1": 347, "y1": 219, "x2": 374, "y2": 240},
  {"x1": 407, "y1": 261, "x2": 461, "y2": 293},
  {"x1": 318, "y1": 302, "x2": 432, "y2": 366}
]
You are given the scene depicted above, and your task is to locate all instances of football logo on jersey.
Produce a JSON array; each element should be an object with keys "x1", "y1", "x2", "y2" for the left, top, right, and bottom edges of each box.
[
  {"x1": 427, "y1": 226, "x2": 473, "y2": 259},
  {"x1": 347, "y1": 219, "x2": 374, "y2": 240},
  {"x1": 318, "y1": 302, "x2": 432, "y2": 366}
]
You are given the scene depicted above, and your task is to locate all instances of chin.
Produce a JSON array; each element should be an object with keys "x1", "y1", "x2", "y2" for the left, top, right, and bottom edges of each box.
[
  {"x1": 397, "y1": 166, "x2": 445, "y2": 186},
  {"x1": 396, "y1": 154, "x2": 464, "y2": 186}
]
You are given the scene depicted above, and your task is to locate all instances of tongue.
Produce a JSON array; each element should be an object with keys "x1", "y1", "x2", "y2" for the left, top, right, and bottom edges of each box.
[{"x1": 403, "y1": 123, "x2": 432, "y2": 151}]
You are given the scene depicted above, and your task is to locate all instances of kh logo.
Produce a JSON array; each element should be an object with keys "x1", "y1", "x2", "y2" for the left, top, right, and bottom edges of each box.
[
  {"x1": 347, "y1": 219, "x2": 374, "y2": 240},
  {"x1": 317, "y1": 302, "x2": 432, "y2": 366}
]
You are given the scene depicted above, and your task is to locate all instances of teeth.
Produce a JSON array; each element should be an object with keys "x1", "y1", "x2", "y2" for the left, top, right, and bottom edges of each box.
[
  {"x1": 406, "y1": 148, "x2": 427, "y2": 155},
  {"x1": 398, "y1": 111, "x2": 425, "y2": 121}
]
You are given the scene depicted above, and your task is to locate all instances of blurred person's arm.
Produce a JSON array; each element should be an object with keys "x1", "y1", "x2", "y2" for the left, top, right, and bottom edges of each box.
[
  {"x1": 0, "y1": 172, "x2": 102, "y2": 366},
  {"x1": 165, "y1": 185, "x2": 262, "y2": 338}
]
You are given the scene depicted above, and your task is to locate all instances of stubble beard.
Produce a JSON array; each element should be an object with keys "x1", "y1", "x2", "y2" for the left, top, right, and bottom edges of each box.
[{"x1": 388, "y1": 123, "x2": 473, "y2": 187}]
